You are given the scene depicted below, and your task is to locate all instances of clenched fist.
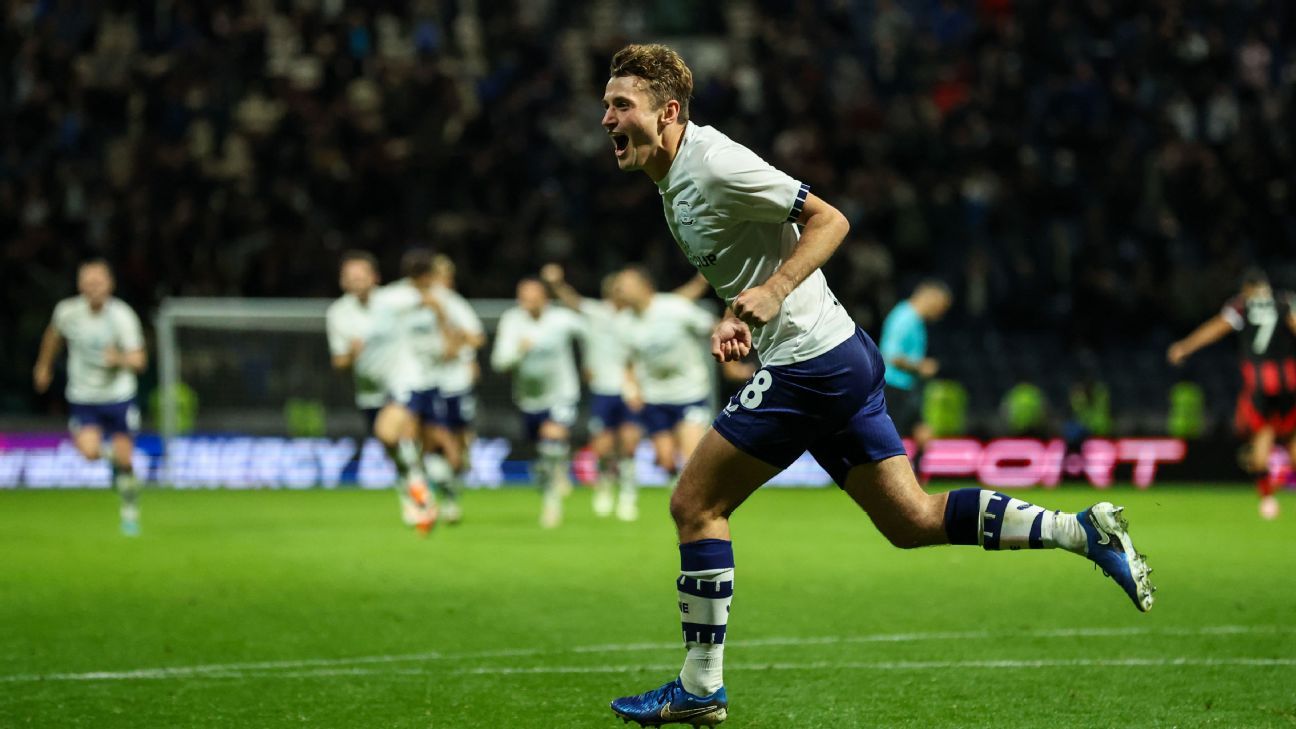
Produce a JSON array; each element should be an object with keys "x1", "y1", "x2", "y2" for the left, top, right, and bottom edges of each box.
[
  {"x1": 731, "y1": 285, "x2": 783, "y2": 326},
  {"x1": 711, "y1": 318, "x2": 753, "y2": 363}
]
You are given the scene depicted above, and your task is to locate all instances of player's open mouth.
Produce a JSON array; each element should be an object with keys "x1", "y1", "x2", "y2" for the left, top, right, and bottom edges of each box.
[{"x1": 611, "y1": 133, "x2": 630, "y2": 157}]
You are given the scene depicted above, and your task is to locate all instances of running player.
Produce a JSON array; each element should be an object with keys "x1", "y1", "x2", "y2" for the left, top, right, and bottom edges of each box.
[
  {"x1": 429, "y1": 254, "x2": 486, "y2": 523},
  {"x1": 326, "y1": 250, "x2": 426, "y2": 527},
  {"x1": 615, "y1": 266, "x2": 717, "y2": 492},
  {"x1": 33, "y1": 260, "x2": 146, "y2": 536},
  {"x1": 1168, "y1": 268, "x2": 1296, "y2": 519},
  {"x1": 357, "y1": 251, "x2": 467, "y2": 534},
  {"x1": 490, "y1": 278, "x2": 585, "y2": 528},
  {"x1": 382, "y1": 249, "x2": 471, "y2": 530},
  {"x1": 540, "y1": 263, "x2": 642, "y2": 520},
  {"x1": 599, "y1": 44, "x2": 1154, "y2": 725},
  {"x1": 880, "y1": 280, "x2": 952, "y2": 463}
]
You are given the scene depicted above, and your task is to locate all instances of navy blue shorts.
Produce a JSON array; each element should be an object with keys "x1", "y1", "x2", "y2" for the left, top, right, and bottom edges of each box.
[
  {"x1": 69, "y1": 400, "x2": 139, "y2": 437},
  {"x1": 640, "y1": 400, "x2": 711, "y2": 436},
  {"x1": 522, "y1": 402, "x2": 577, "y2": 442},
  {"x1": 403, "y1": 388, "x2": 442, "y2": 424},
  {"x1": 588, "y1": 393, "x2": 634, "y2": 434},
  {"x1": 439, "y1": 392, "x2": 476, "y2": 430},
  {"x1": 712, "y1": 327, "x2": 906, "y2": 487},
  {"x1": 361, "y1": 407, "x2": 381, "y2": 433}
]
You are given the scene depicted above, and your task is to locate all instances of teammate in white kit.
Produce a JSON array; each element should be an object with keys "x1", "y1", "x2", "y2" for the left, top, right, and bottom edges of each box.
[
  {"x1": 355, "y1": 251, "x2": 461, "y2": 533},
  {"x1": 600, "y1": 44, "x2": 1155, "y2": 726},
  {"x1": 430, "y1": 254, "x2": 486, "y2": 522},
  {"x1": 33, "y1": 260, "x2": 146, "y2": 536},
  {"x1": 615, "y1": 267, "x2": 716, "y2": 484},
  {"x1": 540, "y1": 263, "x2": 643, "y2": 520},
  {"x1": 490, "y1": 278, "x2": 585, "y2": 528},
  {"x1": 393, "y1": 249, "x2": 478, "y2": 525},
  {"x1": 326, "y1": 250, "x2": 426, "y2": 529}
]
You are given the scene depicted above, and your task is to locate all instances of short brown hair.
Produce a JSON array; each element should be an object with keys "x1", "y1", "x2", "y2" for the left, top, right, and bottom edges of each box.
[
  {"x1": 431, "y1": 253, "x2": 456, "y2": 277},
  {"x1": 609, "y1": 44, "x2": 693, "y2": 123},
  {"x1": 340, "y1": 249, "x2": 378, "y2": 272},
  {"x1": 79, "y1": 258, "x2": 114, "y2": 277},
  {"x1": 400, "y1": 248, "x2": 434, "y2": 278}
]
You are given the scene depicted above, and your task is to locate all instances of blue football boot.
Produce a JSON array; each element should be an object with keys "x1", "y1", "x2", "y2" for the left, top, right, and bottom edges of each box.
[
  {"x1": 610, "y1": 677, "x2": 728, "y2": 726},
  {"x1": 1078, "y1": 502, "x2": 1154, "y2": 612}
]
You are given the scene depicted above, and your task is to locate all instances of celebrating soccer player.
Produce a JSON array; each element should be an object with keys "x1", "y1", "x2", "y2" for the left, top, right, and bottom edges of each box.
[
  {"x1": 341, "y1": 250, "x2": 459, "y2": 533},
  {"x1": 599, "y1": 44, "x2": 1154, "y2": 726},
  {"x1": 615, "y1": 266, "x2": 717, "y2": 487},
  {"x1": 1168, "y1": 268, "x2": 1296, "y2": 519},
  {"x1": 33, "y1": 260, "x2": 147, "y2": 536},
  {"x1": 429, "y1": 254, "x2": 486, "y2": 523},
  {"x1": 328, "y1": 250, "x2": 425, "y2": 529},
  {"x1": 491, "y1": 277, "x2": 585, "y2": 528},
  {"x1": 541, "y1": 263, "x2": 643, "y2": 520}
]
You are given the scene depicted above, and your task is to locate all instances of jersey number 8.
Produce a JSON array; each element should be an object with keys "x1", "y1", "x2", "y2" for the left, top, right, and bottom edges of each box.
[{"x1": 738, "y1": 370, "x2": 774, "y2": 410}]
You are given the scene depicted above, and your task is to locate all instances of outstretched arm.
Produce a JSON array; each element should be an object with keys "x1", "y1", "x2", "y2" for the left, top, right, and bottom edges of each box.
[
  {"x1": 33, "y1": 325, "x2": 63, "y2": 394},
  {"x1": 490, "y1": 314, "x2": 526, "y2": 372},
  {"x1": 539, "y1": 264, "x2": 585, "y2": 311},
  {"x1": 732, "y1": 193, "x2": 849, "y2": 326},
  {"x1": 672, "y1": 273, "x2": 711, "y2": 301},
  {"x1": 1168, "y1": 315, "x2": 1234, "y2": 365}
]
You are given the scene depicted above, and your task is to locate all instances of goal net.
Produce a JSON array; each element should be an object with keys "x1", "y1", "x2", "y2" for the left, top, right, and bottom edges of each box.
[{"x1": 154, "y1": 297, "x2": 516, "y2": 489}]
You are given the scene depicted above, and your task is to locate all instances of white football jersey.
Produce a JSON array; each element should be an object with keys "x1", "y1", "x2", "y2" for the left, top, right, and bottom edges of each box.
[
  {"x1": 490, "y1": 305, "x2": 583, "y2": 413},
  {"x1": 436, "y1": 288, "x2": 485, "y2": 396},
  {"x1": 579, "y1": 299, "x2": 629, "y2": 396},
  {"x1": 325, "y1": 293, "x2": 386, "y2": 409},
  {"x1": 655, "y1": 123, "x2": 856, "y2": 366},
  {"x1": 380, "y1": 279, "x2": 450, "y2": 392},
  {"x1": 618, "y1": 294, "x2": 715, "y2": 405},
  {"x1": 51, "y1": 297, "x2": 144, "y2": 404},
  {"x1": 359, "y1": 282, "x2": 434, "y2": 398}
]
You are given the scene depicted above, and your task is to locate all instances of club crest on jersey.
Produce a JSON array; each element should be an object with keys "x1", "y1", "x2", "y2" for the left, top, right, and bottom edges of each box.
[{"x1": 674, "y1": 200, "x2": 696, "y2": 226}]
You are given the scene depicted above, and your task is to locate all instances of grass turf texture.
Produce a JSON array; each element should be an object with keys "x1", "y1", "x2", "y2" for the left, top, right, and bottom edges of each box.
[{"x1": 1, "y1": 485, "x2": 1293, "y2": 728}]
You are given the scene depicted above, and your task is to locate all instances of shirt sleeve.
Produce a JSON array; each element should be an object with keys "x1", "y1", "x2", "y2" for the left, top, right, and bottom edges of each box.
[
  {"x1": 441, "y1": 290, "x2": 483, "y2": 334},
  {"x1": 490, "y1": 311, "x2": 522, "y2": 372},
  {"x1": 878, "y1": 310, "x2": 907, "y2": 362},
  {"x1": 564, "y1": 308, "x2": 587, "y2": 340},
  {"x1": 1220, "y1": 297, "x2": 1245, "y2": 331},
  {"x1": 50, "y1": 300, "x2": 71, "y2": 335},
  {"x1": 113, "y1": 303, "x2": 145, "y2": 351},
  {"x1": 456, "y1": 297, "x2": 484, "y2": 336},
  {"x1": 697, "y1": 142, "x2": 808, "y2": 224},
  {"x1": 325, "y1": 307, "x2": 350, "y2": 357},
  {"x1": 677, "y1": 296, "x2": 717, "y2": 336}
]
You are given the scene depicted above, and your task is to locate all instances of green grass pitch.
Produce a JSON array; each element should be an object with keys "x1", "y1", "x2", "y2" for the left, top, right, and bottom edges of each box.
[{"x1": 1, "y1": 484, "x2": 1294, "y2": 728}]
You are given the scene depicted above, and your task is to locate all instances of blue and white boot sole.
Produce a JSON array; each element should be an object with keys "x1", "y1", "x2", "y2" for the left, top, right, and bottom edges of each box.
[{"x1": 1087, "y1": 502, "x2": 1155, "y2": 612}]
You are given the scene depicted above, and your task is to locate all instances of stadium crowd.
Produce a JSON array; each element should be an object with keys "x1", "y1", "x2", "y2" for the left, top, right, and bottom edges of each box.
[{"x1": 3, "y1": 0, "x2": 1294, "y2": 419}]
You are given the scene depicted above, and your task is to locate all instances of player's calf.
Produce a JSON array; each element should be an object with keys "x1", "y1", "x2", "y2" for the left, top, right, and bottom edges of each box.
[{"x1": 944, "y1": 488, "x2": 1155, "y2": 612}]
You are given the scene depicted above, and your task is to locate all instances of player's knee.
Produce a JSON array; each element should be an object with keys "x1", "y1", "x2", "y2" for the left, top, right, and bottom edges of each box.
[
  {"x1": 74, "y1": 436, "x2": 101, "y2": 460},
  {"x1": 668, "y1": 489, "x2": 706, "y2": 531},
  {"x1": 874, "y1": 496, "x2": 945, "y2": 550}
]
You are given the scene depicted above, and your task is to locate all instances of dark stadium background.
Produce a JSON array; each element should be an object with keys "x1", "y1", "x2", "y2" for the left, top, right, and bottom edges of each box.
[{"x1": 1, "y1": 0, "x2": 1293, "y2": 439}]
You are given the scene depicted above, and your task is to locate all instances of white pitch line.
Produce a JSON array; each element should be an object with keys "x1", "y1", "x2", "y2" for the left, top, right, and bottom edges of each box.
[
  {"x1": 1, "y1": 624, "x2": 1291, "y2": 684},
  {"x1": 163, "y1": 656, "x2": 1296, "y2": 681},
  {"x1": 452, "y1": 657, "x2": 1296, "y2": 676}
]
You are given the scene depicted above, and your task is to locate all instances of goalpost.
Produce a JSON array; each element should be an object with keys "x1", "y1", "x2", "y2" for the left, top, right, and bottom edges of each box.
[{"x1": 152, "y1": 297, "x2": 516, "y2": 488}]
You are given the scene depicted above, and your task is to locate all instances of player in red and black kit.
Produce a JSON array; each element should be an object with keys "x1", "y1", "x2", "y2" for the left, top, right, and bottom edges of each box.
[{"x1": 1168, "y1": 269, "x2": 1296, "y2": 520}]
